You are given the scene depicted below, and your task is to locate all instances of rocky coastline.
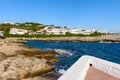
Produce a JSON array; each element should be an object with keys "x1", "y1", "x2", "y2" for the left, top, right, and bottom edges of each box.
[
  {"x1": 0, "y1": 34, "x2": 120, "y2": 80},
  {"x1": 5, "y1": 34, "x2": 120, "y2": 42},
  {"x1": 0, "y1": 39, "x2": 61, "y2": 80}
]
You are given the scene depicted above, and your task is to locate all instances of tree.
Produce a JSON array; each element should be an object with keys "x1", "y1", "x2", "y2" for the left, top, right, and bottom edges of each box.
[{"x1": 64, "y1": 26, "x2": 67, "y2": 28}]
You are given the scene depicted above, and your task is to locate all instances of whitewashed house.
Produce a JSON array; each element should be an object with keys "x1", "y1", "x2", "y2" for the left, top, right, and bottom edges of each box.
[
  {"x1": 58, "y1": 28, "x2": 69, "y2": 35},
  {"x1": 68, "y1": 29, "x2": 96, "y2": 35},
  {"x1": 69, "y1": 29, "x2": 82, "y2": 34},
  {"x1": 46, "y1": 28, "x2": 60, "y2": 35},
  {"x1": 0, "y1": 31, "x2": 4, "y2": 37},
  {"x1": 82, "y1": 29, "x2": 96, "y2": 35},
  {"x1": 29, "y1": 27, "x2": 48, "y2": 35},
  {"x1": 33, "y1": 30, "x2": 44, "y2": 35},
  {"x1": 43, "y1": 27, "x2": 48, "y2": 30},
  {"x1": 44, "y1": 28, "x2": 68, "y2": 35},
  {"x1": 98, "y1": 30, "x2": 108, "y2": 34},
  {"x1": 9, "y1": 28, "x2": 28, "y2": 35},
  {"x1": 45, "y1": 28, "x2": 69, "y2": 35},
  {"x1": 1, "y1": 22, "x2": 14, "y2": 25}
]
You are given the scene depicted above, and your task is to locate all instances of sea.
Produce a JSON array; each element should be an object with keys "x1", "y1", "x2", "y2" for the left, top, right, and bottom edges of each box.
[{"x1": 25, "y1": 40, "x2": 120, "y2": 73}]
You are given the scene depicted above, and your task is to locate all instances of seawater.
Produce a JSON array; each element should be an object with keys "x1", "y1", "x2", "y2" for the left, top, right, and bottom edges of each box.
[{"x1": 25, "y1": 40, "x2": 120, "y2": 72}]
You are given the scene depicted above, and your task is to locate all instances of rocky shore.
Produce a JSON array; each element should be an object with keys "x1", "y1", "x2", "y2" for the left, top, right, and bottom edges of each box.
[
  {"x1": 0, "y1": 34, "x2": 120, "y2": 80},
  {"x1": 0, "y1": 40, "x2": 61, "y2": 80},
  {"x1": 5, "y1": 34, "x2": 120, "y2": 42}
]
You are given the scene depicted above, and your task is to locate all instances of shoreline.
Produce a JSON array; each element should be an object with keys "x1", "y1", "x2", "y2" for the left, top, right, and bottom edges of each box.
[
  {"x1": 0, "y1": 34, "x2": 120, "y2": 80},
  {"x1": 5, "y1": 34, "x2": 120, "y2": 42},
  {"x1": 0, "y1": 39, "x2": 61, "y2": 80}
]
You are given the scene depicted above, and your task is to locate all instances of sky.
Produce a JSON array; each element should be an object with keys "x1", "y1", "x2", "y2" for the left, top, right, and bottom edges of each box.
[{"x1": 0, "y1": 0, "x2": 120, "y2": 32}]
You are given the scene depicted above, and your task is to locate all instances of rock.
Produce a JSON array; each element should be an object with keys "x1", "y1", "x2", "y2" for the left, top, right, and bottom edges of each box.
[
  {"x1": 22, "y1": 72, "x2": 61, "y2": 80},
  {"x1": 0, "y1": 52, "x2": 6, "y2": 61},
  {"x1": 32, "y1": 64, "x2": 46, "y2": 74},
  {"x1": 0, "y1": 55, "x2": 54, "y2": 80},
  {"x1": 1, "y1": 70, "x2": 19, "y2": 80},
  {"x1": 0, "y1": 64, "x2": 5, "y2": 75},
  {"x1": 7, "y1": 66, "x2": 17, "y2": 71}
]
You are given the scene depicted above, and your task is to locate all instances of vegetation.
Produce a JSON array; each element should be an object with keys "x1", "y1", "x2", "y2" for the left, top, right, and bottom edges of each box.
[
  {"x1": 0, "y1": 22, "x2": 106, "y2": 38},
  {"x1": 0, "y1": 22, "x2": 45, "y2": 32},
  {"x1": 89, "y1": 31, "x2": 105, "y2": 36},
  {"x1": 4, "y1": 31, "x2": 105, "y2": 38}
]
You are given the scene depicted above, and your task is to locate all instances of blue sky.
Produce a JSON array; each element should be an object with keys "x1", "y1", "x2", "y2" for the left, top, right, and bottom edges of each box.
[{"x1": 0, "y1": 0, "x2": 120, "y2": 32}]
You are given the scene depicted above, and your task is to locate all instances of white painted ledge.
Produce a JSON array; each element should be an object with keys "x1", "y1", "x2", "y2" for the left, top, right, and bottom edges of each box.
[{"x1": 58, "y1": 55, "x2": 120, "y2": 80}]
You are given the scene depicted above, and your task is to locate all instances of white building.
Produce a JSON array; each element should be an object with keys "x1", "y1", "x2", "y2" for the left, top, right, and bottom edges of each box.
[
  {"x1": 1, "y1": 22, "x2": 14, "y2": 25},
  {"x1": 58, "y1": 28, "x2": 69, "y2": 35},
  {"x1": 0, "y1": 31, "x2": 4, "y2": 37},
  {"x1": 46, "y1": 28, "x2": 60, "y2": 35},
  {"x1": 82, "y1": 29, "x2": 96, "y2": 35},
  {"x1": 69, "y1": 29, "x2": 81, "y2": 34},
  {"x1": 31, "y1": 30, "x2": 43, "y2": 35},
  {"x1": 46, "y1": 28, "x2": 69, "y2": 35},
  {"x1": 98, "y1": 30, "x2": 108, "y2": 34},
  {"x1": 9, "y1": 28, "x2": 28, "y2": 35},
  {"x1": 29, "y1": 27, "x2": 49, "y2": 35},
  {"x1": 45, "y1": 28, "x2": 97, "y2": 35},
  {"x1": 69, "y1": 29, "x2": 95, "y2": 35}
]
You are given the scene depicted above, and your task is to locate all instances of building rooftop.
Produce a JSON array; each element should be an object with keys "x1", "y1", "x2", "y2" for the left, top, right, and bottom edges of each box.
[{"x1": 85, "y1": 67, "x2": 120, "y2": 80}]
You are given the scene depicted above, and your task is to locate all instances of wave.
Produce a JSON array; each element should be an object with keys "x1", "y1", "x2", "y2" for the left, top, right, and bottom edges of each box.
[
  {"x1": 54, "y1": 49, "x2": 74, "y2": 56},
  {"x1": 58, "y1": 69, "x2": 66, "y2": 74},
  {"x1": 99, "y1": 41, "x2": 120, "y2": 43}
]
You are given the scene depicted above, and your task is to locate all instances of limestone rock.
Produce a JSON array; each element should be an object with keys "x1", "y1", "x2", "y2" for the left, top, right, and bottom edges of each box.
[
  {"x1": 0, "y1": 55, "x2": 54, "y2": 80},
  {"x1": 1, "y1": 70, "x2": 19, "y2": 80},
  {"x1": 0, "y1": 64, "x2": 4, "y2": 75}
]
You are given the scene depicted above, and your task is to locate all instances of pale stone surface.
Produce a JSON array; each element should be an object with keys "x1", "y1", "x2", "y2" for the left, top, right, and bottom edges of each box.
[
  {"x1": 0, "y1": 55, "x2": 54, "y2": 80},
  {"x1": 0, "y1": 64, "x2": 5, "y2": 75},
  {"x1": 0, "y1": 40, "x2": 57, "y2": 80},
  {"x1": 1, "y1": 70, "x2": 19, "y2": 80}
]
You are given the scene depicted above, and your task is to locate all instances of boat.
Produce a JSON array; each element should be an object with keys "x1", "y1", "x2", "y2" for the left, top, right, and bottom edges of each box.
[{"x1": 58, "y1": 55, "x2": 120, "y2": 80}]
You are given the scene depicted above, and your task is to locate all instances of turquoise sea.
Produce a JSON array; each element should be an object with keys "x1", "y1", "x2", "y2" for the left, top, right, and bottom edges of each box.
[{"x1": 25, "y1": 40, "x2": 120, "y2": 73}]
